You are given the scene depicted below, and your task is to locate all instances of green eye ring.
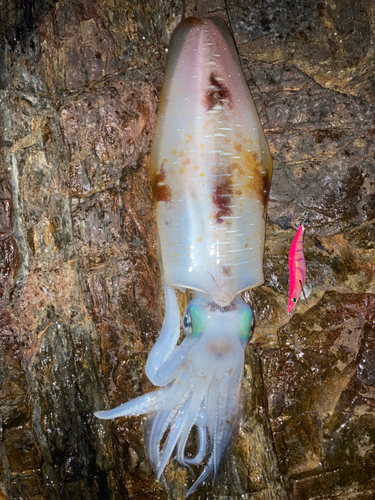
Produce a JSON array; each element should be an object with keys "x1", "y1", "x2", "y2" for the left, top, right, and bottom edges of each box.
[
  {"x1": 238, "y1": 309, "x2": 254, "y2": 340},
  {"x1": 190, "y1": 305, "x2": 205, "y2": 337}
]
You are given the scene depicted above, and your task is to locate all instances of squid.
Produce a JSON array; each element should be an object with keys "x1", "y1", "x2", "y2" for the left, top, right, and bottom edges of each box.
[{"x1": 95, "y1": 17, "x2": 272, "y2": 496}]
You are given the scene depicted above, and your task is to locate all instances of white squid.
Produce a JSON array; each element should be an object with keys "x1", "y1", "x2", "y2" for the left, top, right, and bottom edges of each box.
[{"x1": 95, "y1": 16, "x2": 272, "y2": 496}]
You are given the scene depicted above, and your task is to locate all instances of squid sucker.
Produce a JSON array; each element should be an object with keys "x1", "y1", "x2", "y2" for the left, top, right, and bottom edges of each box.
[{"x1": 95, "y1": 17, "x2": 272, "y2": 496}]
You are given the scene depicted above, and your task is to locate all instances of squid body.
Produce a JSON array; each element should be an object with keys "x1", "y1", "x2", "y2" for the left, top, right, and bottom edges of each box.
[{"x1": 95, "y1": 17, "x2": 272, "y2": 496}]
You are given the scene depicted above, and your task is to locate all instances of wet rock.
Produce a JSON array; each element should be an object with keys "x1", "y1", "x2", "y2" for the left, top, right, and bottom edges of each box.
[
  {"x1": 256, "y1": 292, "x2": 375, "y2": 498},
  {"x1": 245, "y1": 61, "x2": 375, "y2": 235},
  {"x1": 232, "y1": 0, "x2": 375, "y2": 105},
  {"x1": 0, "y1": 0, "x2": 374, "y2": 499}
]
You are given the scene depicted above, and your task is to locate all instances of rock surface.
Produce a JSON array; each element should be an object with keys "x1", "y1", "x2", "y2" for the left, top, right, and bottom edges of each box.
[{"x1": 0, "y1": 0, "x2": 374, "y2": 499}]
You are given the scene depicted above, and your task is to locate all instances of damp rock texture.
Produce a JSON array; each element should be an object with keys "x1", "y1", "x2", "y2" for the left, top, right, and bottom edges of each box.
[{"x1": 0, "y1": 0, "x2": 374, "y2": 499}]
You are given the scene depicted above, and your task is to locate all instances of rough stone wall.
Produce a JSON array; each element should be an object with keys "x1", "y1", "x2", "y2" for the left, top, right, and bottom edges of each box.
[{"x1": 0, "y1": 0, "x2": 374, "y2": 499}]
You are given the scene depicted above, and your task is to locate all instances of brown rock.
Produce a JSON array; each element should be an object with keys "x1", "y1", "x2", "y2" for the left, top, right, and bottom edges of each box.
[{"x1": 0, "y1": 1, "x2": 374, "y2": 499}]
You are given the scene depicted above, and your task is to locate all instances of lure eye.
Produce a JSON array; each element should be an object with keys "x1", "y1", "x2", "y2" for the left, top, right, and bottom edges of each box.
[{"x1": 291, "y1": 297, "x2": 296, "y2": 303}]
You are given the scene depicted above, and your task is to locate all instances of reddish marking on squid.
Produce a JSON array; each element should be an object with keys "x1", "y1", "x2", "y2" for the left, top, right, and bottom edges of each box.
[
  {"x1": 204, "y1": 73, "x2": 233, "y2": 111},
  {"x1": 153, "y1": 165, "x2": 172, "y2": 203},
  {"x1": 212, "y1": 178, "x2": 233, "y2": 223},
  {"x1": 288, "y1": 226, "x2": 306, "y2": 313}
]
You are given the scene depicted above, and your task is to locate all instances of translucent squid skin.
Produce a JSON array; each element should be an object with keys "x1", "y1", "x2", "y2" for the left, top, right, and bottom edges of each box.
[
  {"x1": 152, "y1": 17, "x2": 272, "y2": 306},
  {"x1": 96, "y1": 284, "x2": 254, "y2": 496},
  {"x1": 95, "y1": 17, "x2": 272, "y2": 496}
]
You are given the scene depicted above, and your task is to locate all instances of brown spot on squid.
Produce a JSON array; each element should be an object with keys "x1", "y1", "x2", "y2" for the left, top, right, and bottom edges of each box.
[
  {"x1": 204, "y1": 73, "x2": 233, "y2": 111},
  {"x1": 152, "y1": 165, "x2": 172, "y2": 203},
  {"x1": 212, "y1": 177, "x2": 233, "y2": 224},
  {"x1": 242, "y1": 151, "x2": 272, "y2": 212}
]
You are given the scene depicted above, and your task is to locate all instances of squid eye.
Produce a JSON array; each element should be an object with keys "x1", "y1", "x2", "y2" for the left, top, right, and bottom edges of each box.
[
  {"x1": 183, "y1": 308, "x2": 193, "y2": 334},
  {"x1": 291, "y1": 297, "x2": 296, "y2": 303},
  {"x1": 182, "y1": 304, "x2": 206, "y2": 338}
]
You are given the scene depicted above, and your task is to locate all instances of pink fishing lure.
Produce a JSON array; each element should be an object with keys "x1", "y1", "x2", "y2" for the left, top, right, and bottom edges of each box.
[{"x1": 288, "y1": 225, "x2": 306, "y2": 313}]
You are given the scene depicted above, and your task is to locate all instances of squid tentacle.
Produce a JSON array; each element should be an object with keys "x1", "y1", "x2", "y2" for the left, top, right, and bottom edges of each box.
[
  {"x1": 95, "y1": 392, "x2": 156, "y2": 420},
  {"x1": 213, "y1": 371, "x2": 233, "y2": 479},
  {"x1": 156, "y1": 387, "x2": 192, "y2": 473},
  {"x1": 186, "y1": 375, "x2": 234, "y2": 496},
  {"x1": 157, "y1": 393, "x2": 193, "y2": 477},
  {"x1": 145, "y1": 281, "x2": 181, "y2": 386},
  {"x1": 186, "y1": 450, "x2": 215, "y2": 497},
  {"x1": 146, "y1": 409, "x2": 171, "y2": 473},
  {"x1": 174, "y1": 388, "x2": 206, "y2": 467},
  {"x1": 184, "y1": 425, "x2": 207, "y2": 466},
  {"x1": 146, "y1": 383, "x2": 190, "y2": 471}
]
